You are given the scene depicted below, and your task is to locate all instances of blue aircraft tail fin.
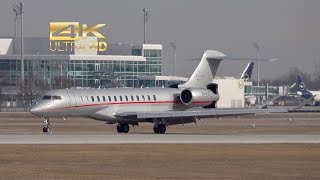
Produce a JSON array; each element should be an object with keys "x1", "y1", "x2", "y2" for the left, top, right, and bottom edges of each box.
[
  {"x1": 240, "y1": 62, "x2": 254, "y2": 81},
  {"x1": 297, "y1": 75, "x2": 309, "y2": 93}
]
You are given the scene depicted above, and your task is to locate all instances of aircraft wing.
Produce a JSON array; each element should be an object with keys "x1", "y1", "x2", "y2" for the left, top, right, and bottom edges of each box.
[{"x1": 114, "y1": 108, "x2": 288, "y2": 119}]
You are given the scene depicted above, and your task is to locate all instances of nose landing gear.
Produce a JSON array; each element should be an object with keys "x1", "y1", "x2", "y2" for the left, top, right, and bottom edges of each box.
[{"x1": 43, "y1": 117, "x2": 52, "y2": 133}]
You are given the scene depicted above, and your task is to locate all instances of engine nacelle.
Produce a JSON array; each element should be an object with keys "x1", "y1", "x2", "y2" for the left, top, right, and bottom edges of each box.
[{"x1": 180, "y1": 88, "x2": 219, "y2": 107}]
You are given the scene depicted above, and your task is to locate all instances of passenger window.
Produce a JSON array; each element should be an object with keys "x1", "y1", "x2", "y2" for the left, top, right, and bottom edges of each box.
[
  {"x1": 108, "y1": 96, "x2": 111, "y2": 101},
  {"x1": 80, "y1": 96, "x2": 83, "y2": 102},
  {"x1": 52, "y1": 96, "x2": 62, "y2": 100},
  {"x1": 42, "y1": 95, "x2": 51, "y2": 100},
  {"x1": 102, "y1": 96, "x2": 106, "y2": 102},
  {"x1": 142, "y1": 95, "x2": 145, "y2": 101},
  {"x1": 97, "y1": 96, "x2": 100, "y2": 102},
  {"x1": 147, "y1": 95, "x2": 151, "y2": 101},
  {"x1": 114, "y1": 96, "x2": 117, "y2": 101},
  {"x1": 131, "y1": 96, "x2": 134, "y2": 101},
  {"x1": 153, "y1": 95, "x2": 156, "y2": 101},
  {"x1": 91, "y1": 96, "x2": 94, "y2": 102},
  {"x1": 119, "y1": 96, "x2": 123, "y2": 101},
  {"x1": 125, "y1": 96, "x2": 128, "y2": 101},
  {"x1": 136, "y1": 95, "x2": 140, "y2": 101},
  {"x1": 86, "y1": 96, "x2": 89, "y2": 102}
]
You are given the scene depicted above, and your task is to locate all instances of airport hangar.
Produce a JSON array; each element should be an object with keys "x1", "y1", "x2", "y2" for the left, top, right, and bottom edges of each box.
[{"x1": 0, "y1": 36, "x2": 277, "y2": 109}]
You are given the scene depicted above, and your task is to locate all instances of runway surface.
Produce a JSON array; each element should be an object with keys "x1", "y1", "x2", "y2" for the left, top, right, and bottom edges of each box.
[
  {"x1": 1, "y1": 113, "x2": 320, "y2": 179},
  {"x1": 1, "y1": 134, "x2": 320, "y2": 144},
  {"x1": 1, "y1": 112, "x2": 320, "y2": 144}
]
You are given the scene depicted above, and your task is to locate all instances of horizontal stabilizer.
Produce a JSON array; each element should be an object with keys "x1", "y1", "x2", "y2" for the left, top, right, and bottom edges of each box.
[
  {"x1": 189, "y1": 57, "x2": 278, "y2": 62},
  {"x1": 222, "y1": 57, "x2": 279, "y2": 62}
]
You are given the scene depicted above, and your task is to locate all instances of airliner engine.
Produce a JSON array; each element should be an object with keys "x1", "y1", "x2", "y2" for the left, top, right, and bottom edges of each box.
[{"x1": 180, "y1": 88, "x2": 219, "y2": 107}]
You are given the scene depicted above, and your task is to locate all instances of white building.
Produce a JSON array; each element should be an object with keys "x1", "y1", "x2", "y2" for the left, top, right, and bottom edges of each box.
[{"x1": 213, "y1": 77, "x2": 245, "y2": 108}]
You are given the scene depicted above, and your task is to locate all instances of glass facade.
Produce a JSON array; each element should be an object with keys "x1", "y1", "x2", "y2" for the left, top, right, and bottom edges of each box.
[
  {"x1": 69, "y1": 48, "x2": 162, "y2": 87},
  {"x1": 0, "y1": 45, "x2": 162, "y2": 88},
  {"x1": 245, "y1": 85, "x2": 280, "y2": 96},
  {"x1": 138, "y1": 79, "x2": 186, "y2": 88}
]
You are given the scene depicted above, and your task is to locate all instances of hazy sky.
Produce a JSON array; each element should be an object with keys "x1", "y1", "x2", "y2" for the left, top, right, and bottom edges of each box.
[{"x1": 1, "y1": 0, "x2": 319, "y2": 80}]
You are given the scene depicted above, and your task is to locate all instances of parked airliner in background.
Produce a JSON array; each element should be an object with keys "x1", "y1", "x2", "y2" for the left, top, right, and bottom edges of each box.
[
  {"x1": 297, "y1": 75, "x2": 320, "y2": 105},
  {"x1": 30, "y1": 50, "x2": 284, "y2": 133},
  {"x1": 240, "y1": 62, "x2": 254, "y2": 82},
  {"x1": 240, "y1": 62, "x2": 257, "y2": 106}
]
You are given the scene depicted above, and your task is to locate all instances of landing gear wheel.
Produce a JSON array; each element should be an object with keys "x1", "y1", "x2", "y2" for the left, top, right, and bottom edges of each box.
[
  {"x1": 158, "y1": 124, "x2": 166, "y2": 134},
  {"x1": 122, "y1": 123, "x2": 129, "y2": 133},
  {"x1": 153, "y1": 124, "x2": 166, "y2": 134},
  {"x1": 43, "y1": 127, "x2": 49, "y2": 133},
  {"x1": 153, "y1": 125, "x2": 159, "y2": 133},
  {"x1": 42, "y1": 117, "x2": 51, "y2": 133},
  {"x1": 117, "y1": 123, "x2": 130, "y2": 133},
  {"x1": 117, "y1": 124, "x2": 122, "y2": 133}
]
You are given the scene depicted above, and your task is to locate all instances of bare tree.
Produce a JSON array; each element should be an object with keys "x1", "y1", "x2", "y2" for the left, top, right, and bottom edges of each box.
[
  {"x1": 0, "y1": 72, "x2": 11, "y2": 111},
  {"x1": 261, "y1": 67, "x2": 313, "y2": 91},
  {"x1": 19, "y1": 75, "x2": 47, "y2": 108}
]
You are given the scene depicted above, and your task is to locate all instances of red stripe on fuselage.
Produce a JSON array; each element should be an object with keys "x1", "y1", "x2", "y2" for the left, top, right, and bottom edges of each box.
[
  {"x1": 49, "y1": 100, "x2": 214, "y2": 110},
  {"x1": 49, "y1": 100, "x2": 180, "y2": 110}
]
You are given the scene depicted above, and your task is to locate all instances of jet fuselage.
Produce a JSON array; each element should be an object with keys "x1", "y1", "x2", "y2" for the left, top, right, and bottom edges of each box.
[{"x1": 31, "y1": 88, "x2": 192, "y2": 122}]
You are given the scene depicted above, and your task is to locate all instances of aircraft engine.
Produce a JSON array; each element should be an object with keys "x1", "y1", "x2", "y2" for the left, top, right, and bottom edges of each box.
[{"x1": 180, "y1": 88, "x2": 219, "y2": 108}]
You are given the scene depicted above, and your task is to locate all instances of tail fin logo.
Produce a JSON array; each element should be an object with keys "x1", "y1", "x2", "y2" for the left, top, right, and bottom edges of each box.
[
  {"x1": 243, "y1": 74, "x2": 250, "y2": 81},
  {"x1": 299, "y1": 82, "x2": 306, "y2": 91}
]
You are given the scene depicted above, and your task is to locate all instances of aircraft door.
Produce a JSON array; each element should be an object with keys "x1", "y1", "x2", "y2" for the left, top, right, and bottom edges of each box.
[{"x1": 67, "y1": 92, "x2": 77, "y2": 115}]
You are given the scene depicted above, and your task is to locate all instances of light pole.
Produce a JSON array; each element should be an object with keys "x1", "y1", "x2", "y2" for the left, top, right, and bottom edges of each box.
[
  {"x1": 13, "y1": 2, "x2": 24, "y2": 87},
  {"x1": 170, "y1": 41, "x2": 176, "y2": 76},
  {"x1": 253, "y1": 42, "x2": 260, "y2": 104},
  {"x1": 143, "y1": 8, "x2": 151, "y2": 44},
  {"x1": 20, "y1": 2, "x2": 24, "y2": 88},
  {"x1": 13, "y1": 8, "x2": 18, "y2": 55},
  {"x1": 13, "y1": 9, "x2": 18, "y2": 37},
  {"x1": 253, "y1": 42, "x2": 260, "y2": 86}
]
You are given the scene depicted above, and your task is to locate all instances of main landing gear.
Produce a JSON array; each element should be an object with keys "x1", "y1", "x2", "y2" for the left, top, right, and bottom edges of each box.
[
  {"x1": 117, "y1": 123, "x2": 129, "y2": 133},
  {"x1": 153, "y1": 124, "x2": 166, "y2": 134},
  {"x1": 43, "y1": 117, "x2": 52, "y2": 133}
]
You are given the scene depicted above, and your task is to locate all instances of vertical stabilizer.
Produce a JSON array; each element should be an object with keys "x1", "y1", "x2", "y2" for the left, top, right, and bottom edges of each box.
[
  {"x1": 297, "y1": 75, "x2": 309, "y2": 93},
  {"x1": 179, "y1": 50, "x2": 225, "y2": 88},
  {"x1": 240, "y1": 62, "x2": 254, "y2": 81}
]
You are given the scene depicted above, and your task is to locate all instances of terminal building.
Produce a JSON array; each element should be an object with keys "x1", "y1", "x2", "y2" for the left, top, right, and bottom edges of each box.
[{"x1": 0, "y1": 37, "x2": 162, "y2": 88}]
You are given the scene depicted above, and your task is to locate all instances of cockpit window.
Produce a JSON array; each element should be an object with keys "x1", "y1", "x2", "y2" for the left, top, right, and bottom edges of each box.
[
  {"x1": 42, "y1": 95, "x2": 51, "y2": 100},
  {"x1": 52, "y1": 96, "x2": 62, "y2": 100},
  {"x1": 42, "y1": 95, "x2": 62, "y2": 100}
]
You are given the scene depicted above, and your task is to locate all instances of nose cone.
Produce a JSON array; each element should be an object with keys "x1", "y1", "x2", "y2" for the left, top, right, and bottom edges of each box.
[
  {"x1": 30, "y1": 107, "x2": 37, "y2": 115},
  {"x1": 30, "y1": 105, "x2": 47, "y2": 116}
]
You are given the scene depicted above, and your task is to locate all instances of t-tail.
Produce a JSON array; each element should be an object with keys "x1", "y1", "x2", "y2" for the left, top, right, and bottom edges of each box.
[
  {"x1": 179, "y1": 50, "x2": 276, "y2": 89},
  {"x1": 179, "y1": 50, "x2": 225, "y2": 88},
  {"x1": 240, "y1": 62, "x2": 254, "y2": 81}
]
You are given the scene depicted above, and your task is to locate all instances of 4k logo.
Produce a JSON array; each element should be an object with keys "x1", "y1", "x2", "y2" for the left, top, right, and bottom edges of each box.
[
  {"x1": 50, "y1": 22, "x2": 106, "y2": 41},
  {"x1": 49, "y1": 22, "x2": 108, "y2": 52}
]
